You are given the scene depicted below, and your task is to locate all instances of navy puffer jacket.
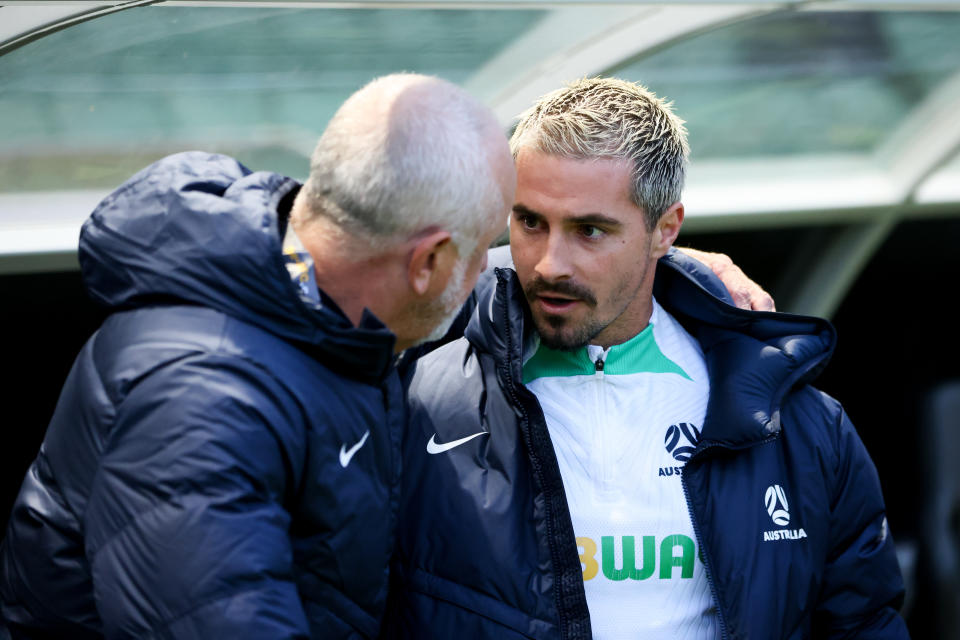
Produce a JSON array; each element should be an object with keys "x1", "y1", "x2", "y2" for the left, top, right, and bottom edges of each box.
[
  {"x1": 385, "y1": 251, "x2": 908, "y2": 639},
  {"x1": 0, "y1": 153, "x2": 403, "y2": 639}
]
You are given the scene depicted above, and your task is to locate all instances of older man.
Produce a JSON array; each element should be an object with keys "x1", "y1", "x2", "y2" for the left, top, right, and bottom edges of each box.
[
  {"x1": 0, "y1": 74, "x2": 511, "y2": 640},
  {"x1": 387, "y1": 78, "x2": 908, "y2": 639}
]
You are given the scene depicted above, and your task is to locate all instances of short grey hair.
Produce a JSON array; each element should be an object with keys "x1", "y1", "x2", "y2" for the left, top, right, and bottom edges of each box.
[
  {"x1": 302, "y1": 73, "x2": 506, "y2": 257},
  {"x1": 510, "y1": 77, "x2": 689, "y2": 230}
]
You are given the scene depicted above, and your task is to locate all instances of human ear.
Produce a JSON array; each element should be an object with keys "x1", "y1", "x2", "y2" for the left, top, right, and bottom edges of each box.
[
  {"x1": 652, "y1": 202, "x2": 684, "y2": 258},
  {"x1": 407, "y1": 230, "x2": 455, "y2": 296}
]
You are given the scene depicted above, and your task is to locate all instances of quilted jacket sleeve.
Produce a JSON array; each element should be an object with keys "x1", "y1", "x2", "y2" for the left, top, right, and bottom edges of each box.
[
  {"x1": 814, "y1": 406, "x2": 910, "y2": 638},
  {"x1": 83, "y1": 355, "x2": 310, "y2": 639}
]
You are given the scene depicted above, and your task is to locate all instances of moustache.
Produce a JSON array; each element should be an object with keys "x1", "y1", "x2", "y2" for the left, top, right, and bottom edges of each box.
[{"x1": 524, "y1": 277, "x2": 597, "y2": 307}]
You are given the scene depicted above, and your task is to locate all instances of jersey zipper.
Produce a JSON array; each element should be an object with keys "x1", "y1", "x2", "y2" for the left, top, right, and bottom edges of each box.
[{"x1": 592, "y1": 349, "x2": 615, "y2": 498}]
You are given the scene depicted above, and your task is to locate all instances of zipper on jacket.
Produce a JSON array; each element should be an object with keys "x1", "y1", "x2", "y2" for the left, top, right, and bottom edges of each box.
[
  {"x1": 502, "y1": 368, "x2": 592, "y2": 639},
  {"x1": 494, "y1": 272, "x2": 591, "y2": 640},
  {"x1": 681, "y1": 452, "x2": 731, "y2": 640},
  {"x1": 680, "y1": 427, "x2": 784, "y2": 640},
  {"x1": 680, "y1": 456, "x2": 730, "y2": 640}
]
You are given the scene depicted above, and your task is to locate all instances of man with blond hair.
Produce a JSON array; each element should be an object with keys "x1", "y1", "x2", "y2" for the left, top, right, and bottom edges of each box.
[{"x1": 385, "y1": 78, "x2": 908, "y2": 639}]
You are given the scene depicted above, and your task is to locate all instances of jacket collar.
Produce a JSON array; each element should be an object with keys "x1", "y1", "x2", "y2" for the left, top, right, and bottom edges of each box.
[{"x1": 80, "y1": 152, "x2": 397, "y2": 383}]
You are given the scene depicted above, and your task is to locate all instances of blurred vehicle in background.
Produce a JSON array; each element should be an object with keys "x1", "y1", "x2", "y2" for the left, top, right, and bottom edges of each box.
[{"x1": 2, "y1": 1, "x2": 959, "y2": 636}]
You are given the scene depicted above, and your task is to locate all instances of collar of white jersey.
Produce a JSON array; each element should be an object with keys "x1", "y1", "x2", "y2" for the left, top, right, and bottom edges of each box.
[{"x1": 522, "y1": 297, "x2": 692, "y2": 384}]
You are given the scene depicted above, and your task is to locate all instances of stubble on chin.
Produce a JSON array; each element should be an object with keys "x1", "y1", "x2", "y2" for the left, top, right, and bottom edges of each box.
[
  {"x1": 523, "y1": 276, "x2": 601, "y2": 352},
  {"x1": 533, "y1": 312, "x2": 598, "y2": 352}
]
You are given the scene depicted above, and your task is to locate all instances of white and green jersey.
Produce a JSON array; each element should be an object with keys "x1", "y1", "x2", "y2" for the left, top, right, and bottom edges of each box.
[{"x1": 523, "y1": 298, "x2": 718, "y2": 640}]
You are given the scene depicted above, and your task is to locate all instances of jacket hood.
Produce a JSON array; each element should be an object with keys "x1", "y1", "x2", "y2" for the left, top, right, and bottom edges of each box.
[
  {"x1": 465, "y1": 249, "x2": 836, "y2": 451},
  {"x1": 79, "y1": 152, "x2": 396, "y2": 380}
]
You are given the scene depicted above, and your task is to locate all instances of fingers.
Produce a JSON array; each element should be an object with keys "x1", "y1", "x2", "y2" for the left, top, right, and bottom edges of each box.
[
  {"x1": 750, "y1": 286, "x2": 775, "y2": 312},
  {"x1": 729, "y1": 269, "x2": 776, "y2": 312}
]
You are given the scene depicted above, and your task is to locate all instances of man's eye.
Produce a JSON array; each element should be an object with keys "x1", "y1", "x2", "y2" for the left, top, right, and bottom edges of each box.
[
  {"x1": 580, "y1": 225, "x2": 604, "y2": 238},
  {"x1": 520, "y1": 215, "x2": 540, "y2": 230}
]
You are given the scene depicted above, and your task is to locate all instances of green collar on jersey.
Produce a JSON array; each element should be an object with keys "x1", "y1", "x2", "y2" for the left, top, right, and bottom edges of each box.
[{"x1": 522, "y1": 322, "x2": 691, "y2": 383}]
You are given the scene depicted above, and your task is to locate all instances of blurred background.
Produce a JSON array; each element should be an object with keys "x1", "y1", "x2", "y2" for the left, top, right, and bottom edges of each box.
[{"x1": 2, "y1": 1, "x2": 959, "y2": 636}]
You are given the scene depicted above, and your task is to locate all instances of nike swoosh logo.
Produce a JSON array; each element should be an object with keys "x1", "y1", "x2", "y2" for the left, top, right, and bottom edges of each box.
[
  {"x1": 339, "y1": 430, "x2": 370, "y2": 468},
  {"x1": 426, "y1": 431, "x2": 487, "y2": 454}
]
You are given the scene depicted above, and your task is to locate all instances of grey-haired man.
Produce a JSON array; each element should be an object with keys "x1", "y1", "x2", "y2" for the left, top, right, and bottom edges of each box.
[{"x1": 0, "y1": 73, "x2": 512, "y2": 640}]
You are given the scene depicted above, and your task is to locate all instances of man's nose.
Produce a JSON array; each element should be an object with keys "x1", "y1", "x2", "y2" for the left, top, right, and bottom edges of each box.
[{"x1": 535, "y1": 233, "x2": 573, "y2": 281}]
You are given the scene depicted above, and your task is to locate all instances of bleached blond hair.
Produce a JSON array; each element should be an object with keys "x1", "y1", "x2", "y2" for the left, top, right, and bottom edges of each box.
[
  {"x1": 302, "y1": 73, "x2": 507, "y2": 257},
  {"x1": 510, "y1": 77, "x2": 689, "y2": 230}
]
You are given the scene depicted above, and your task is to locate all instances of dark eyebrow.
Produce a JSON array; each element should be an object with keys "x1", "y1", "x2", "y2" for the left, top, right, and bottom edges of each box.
[
  {"x1": 512, "y1": 203, "x2": 540, "y2": 218},
  {"x1": 568, "y1": 214, "x2": 622, "y2": 228},
  {"x1": 512, "y1": 203, "x2": 622, "y2": 229}
]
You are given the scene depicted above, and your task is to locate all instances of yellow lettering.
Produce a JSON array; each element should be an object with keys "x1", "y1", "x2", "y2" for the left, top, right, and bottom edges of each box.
[{"x1": 578, "y1": 536, "x2": 598, "y2": 581}]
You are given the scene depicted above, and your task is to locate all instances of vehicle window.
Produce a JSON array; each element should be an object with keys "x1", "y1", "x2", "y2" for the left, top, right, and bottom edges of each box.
[
  {"x1": 612, "y1": 11, "x2": 960, "y2": 160},
  {"x1": 0, "y1": 6, "x2": 545, "y2": 193}
]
